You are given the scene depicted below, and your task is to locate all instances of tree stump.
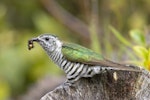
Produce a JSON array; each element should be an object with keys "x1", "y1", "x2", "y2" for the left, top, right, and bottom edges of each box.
[{"x1": 41, "y1": 67, "x2": 150, "y2": 100}]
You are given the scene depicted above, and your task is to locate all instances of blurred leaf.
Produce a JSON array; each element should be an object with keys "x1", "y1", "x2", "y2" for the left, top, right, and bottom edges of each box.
[
  {"x1": 148, "y1": 49, "x2": 150, "y2": 61},
  {"x1": 130, "y1": 29, "x2": 146, "y2": 46},
  {"x1": 89, "y1": 23, "x2": 101, "y2": 53},
  {"x1": 133, "y1": 46, "x2": 148, "y2": 59},
  {"x1": 109, "y1": 25, "x2": 131, "y2": 47},
  {"x1": 143, "y1": 60, "x2": 150, "y2": 71},
  {"x1": 133, "y1": 46, "x2": 150, "y2": 70},
  {"x1": 146, "y1": 49, "x2": 150, "y2": 70}
]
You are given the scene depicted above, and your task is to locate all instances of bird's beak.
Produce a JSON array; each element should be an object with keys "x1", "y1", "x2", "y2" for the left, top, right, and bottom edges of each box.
[
  {"x1": 30, "y1": 37, "x2": 39, "y2": 42},
  {"x1": 28, "y1": 37, "x2": 39, "y2": 50}
]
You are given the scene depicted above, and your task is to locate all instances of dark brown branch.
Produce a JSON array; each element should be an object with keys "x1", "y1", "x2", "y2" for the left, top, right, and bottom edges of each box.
[
  {"x1": 41, "y1": 0, "x2": 90, "y2": 42},
  {"x1": 40, "y1": 67, "x2": 150, "y2": 100}
]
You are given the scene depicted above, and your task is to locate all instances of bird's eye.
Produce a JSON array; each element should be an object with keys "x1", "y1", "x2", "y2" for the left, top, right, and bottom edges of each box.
[{"x1": 45, "y1": 37, "x2": 49, "y2": 41}]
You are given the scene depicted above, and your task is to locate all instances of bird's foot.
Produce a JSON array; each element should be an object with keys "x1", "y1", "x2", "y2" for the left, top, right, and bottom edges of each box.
[{"x1": 63, "y1": 80, "x2": 75, "y2": 87}]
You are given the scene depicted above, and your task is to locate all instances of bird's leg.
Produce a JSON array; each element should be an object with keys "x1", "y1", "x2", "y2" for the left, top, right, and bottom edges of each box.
[{"x1": 63, "y1": 79, "x2": 75, "y2": 87}]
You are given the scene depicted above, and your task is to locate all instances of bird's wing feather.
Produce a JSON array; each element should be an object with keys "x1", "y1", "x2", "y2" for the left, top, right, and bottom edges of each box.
[
  {"x1": 62, "y1": 43, "x2": 140, "y2": 72},
  {"x1": 62, "y1": 43, "x2": 104, "y2": 64}
]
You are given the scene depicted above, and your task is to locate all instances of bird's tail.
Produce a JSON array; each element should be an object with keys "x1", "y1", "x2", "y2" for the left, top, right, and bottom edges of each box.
[{"x1": 103, "y1": 59, "x2": 141, "y2": 72}]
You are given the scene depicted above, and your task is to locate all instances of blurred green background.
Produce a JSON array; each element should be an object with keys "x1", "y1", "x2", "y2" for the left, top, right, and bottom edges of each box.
[{"x1": 0, "y1": 0, "x2": 150, "y2": 100}]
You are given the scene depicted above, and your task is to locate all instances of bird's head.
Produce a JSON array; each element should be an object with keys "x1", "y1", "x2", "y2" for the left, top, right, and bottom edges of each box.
[{"x1": 28, "y1": 33, "x2": 62, "y2": 52}]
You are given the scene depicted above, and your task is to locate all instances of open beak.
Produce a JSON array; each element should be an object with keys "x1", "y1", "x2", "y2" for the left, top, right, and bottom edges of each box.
[{"x1": 28, "y1": 37, "x2": 39, "y2": 50}]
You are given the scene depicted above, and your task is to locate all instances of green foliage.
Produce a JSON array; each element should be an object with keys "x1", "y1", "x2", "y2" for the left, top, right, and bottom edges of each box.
[
  {"x1": 109, "y1": 25, "x2": 131, "y2": 47},
  {"x1": 110, "y1": 27, "x2": 150, "y2": 71},
  {"x1": 130, "y1": 29, "x2": 150, "y2": 70},
  {"x1": 133, "y1": 46, "x2": 150, "y2": 70},
  {"x1": 89, "y1": 24, "x2": 101, "y2": 53},
  {"x1": 130, "y1": 29, "x2": 146, "y2": 46},
  {"x1": 130, "y1": 29, "x2": 146, "y2": 57}
]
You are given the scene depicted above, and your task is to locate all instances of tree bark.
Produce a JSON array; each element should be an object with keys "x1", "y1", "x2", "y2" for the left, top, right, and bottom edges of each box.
[{"x1": 40, "y1": 67, "x2": 150, "y2": 100}]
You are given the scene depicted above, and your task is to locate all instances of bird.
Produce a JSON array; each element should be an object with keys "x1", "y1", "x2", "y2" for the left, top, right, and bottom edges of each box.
[{"x1": 28, "y1": 33, "x2": 140, "y2": 84}]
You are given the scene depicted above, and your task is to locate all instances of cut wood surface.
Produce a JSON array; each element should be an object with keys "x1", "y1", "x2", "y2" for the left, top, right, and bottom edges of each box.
[{"x1": 41, "y1": 67, "x2": 150, "y2": 100}]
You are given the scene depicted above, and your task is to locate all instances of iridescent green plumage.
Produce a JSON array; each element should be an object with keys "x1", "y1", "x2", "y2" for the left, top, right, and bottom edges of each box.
[
  {"x1": 62, "y1": 43, "x2": 103, "y2": 64},
  {"x1": 62, "y1": 42, "x2": 140, "y2": 71}
]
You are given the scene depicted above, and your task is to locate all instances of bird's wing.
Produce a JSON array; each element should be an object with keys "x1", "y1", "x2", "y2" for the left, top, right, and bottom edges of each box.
[
  {"x1": 62, "y1": 43, "x2": 104, "y2": 64},
  {"x1": 62, "y1": 43, "x2": 140, "y2": 72}
]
